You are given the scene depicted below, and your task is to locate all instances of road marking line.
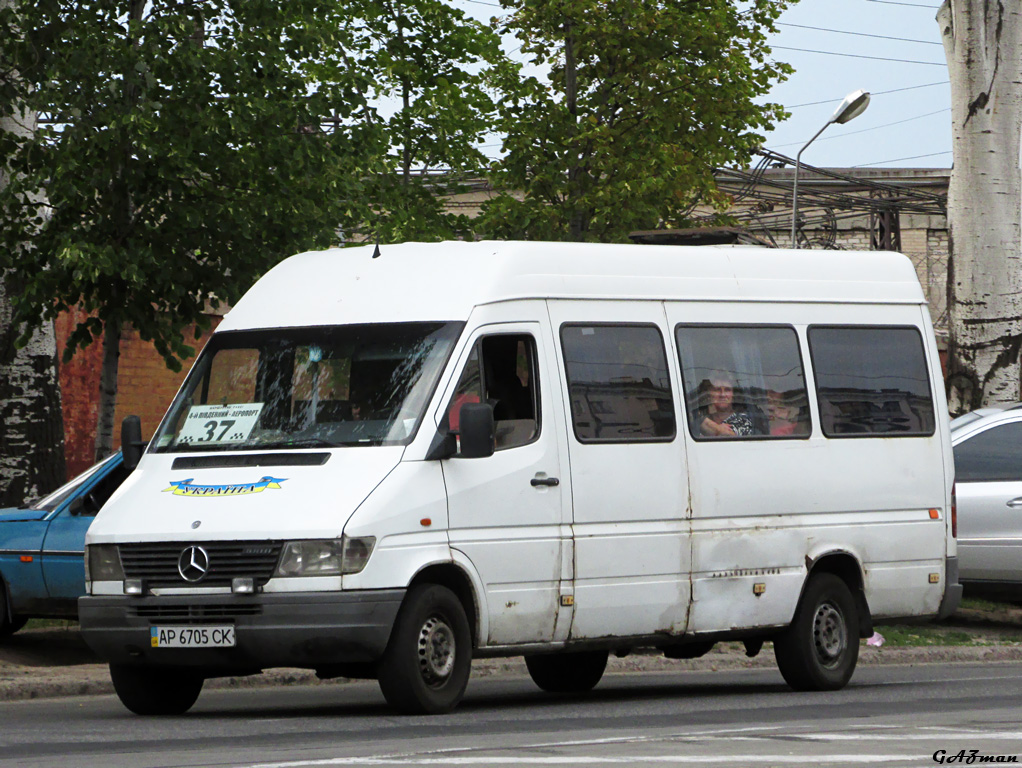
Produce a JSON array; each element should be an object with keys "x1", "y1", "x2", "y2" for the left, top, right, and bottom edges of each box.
[{"x1": 238, "y1": 757, "x2": 925, "y2": 766}]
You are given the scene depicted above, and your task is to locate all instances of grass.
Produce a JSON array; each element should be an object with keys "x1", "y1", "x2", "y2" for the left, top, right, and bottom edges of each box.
[
  {"x1": 872, "y1": 625, "x2": 981, "y2": 647},
  {"x1": 24, "y1": 619, "x2": 79, "y2": 631},
  {"x1": 960, "y1": 596, "x2": 1012, "y2": 612}
]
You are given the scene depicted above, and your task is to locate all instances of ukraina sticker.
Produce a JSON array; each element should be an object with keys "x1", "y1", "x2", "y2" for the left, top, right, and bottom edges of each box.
[{"x1": 163, "y1": 477, "x2": 287, "y2": 497}]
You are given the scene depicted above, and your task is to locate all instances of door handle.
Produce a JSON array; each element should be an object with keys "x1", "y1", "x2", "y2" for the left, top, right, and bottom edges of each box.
[
  {"x1": 1006, "y1": 497, "x2": 1022, "y2": 508},
  {"x1": 531, "y1": 476, "x2": 560, "y2": 487}
]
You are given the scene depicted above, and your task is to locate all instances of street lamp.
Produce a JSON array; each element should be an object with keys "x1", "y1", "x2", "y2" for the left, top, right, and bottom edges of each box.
[{"x1": 790, "y1": 88, "x2": 871, "y2": 249}]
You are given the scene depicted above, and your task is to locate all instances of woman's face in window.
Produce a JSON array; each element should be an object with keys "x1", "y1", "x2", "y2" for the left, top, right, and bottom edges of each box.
[{"x1": 709, "y1": 379, "x2": 734, "y2": 412}]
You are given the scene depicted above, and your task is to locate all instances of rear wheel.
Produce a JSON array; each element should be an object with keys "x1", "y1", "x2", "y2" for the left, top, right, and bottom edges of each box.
[
  {"x1": 525, "y1": 650, "x2": 608, "y2": 693},
  {"x1": 774, "y1": 573, "x2": 859, "y2": 691},
  {"x1": 109, "y1": 664, "x2": 204, "y2": 715},
  {"x1": 377, "y1": 584, "x2": 472, "y2": 714}
]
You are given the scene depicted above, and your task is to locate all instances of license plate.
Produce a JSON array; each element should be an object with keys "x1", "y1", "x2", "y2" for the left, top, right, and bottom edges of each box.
[{"x1": 150, "y1": 625, "x2": 235, "y2": 648}]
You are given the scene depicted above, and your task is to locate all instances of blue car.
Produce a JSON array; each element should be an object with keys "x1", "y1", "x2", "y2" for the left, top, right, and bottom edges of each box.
[{"x1": 0, "y1": 451, "x2": 131, "y2": 638}]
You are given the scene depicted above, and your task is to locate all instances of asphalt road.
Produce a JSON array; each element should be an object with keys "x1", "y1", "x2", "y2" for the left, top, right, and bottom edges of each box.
[{"x1": 1, "y1": 661, "x2": 1021, "y2": 768}]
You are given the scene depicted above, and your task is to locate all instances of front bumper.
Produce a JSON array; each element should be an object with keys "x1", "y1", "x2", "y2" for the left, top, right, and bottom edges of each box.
[
  {"x1": 78, "y1": 589, "x2": 404, "y2": 671},
  {"x1": 938, "y1": 556, "x2": 963, "y2": 620}
]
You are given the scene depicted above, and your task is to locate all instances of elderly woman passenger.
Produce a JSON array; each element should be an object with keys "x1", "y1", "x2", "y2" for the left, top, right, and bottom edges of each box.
[{"x1": 699, "y1": 374, "x2": 756, "y2": 437}]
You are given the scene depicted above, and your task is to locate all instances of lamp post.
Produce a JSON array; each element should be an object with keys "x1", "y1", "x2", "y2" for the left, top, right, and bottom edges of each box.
[{"x1": 790, "y1": 89, "x2": 871, "y2": 249}]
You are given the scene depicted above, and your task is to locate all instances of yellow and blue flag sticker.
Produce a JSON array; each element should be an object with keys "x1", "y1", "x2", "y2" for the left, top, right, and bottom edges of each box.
[{"x1": 163, "y1": 477, "x2": 287, "y2": 498}]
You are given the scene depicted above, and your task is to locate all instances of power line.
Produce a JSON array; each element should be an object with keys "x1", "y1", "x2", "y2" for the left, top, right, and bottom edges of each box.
[
  {"x1": 778, "y1": 22, "x2": 942, "y2": 46},
  {"x1": 855, "y1": 151, "x2": 952, "y2": 167},
  {"x1": 769, "y1": 108, "x2": 950, "y2": 149},
  {"x1": 459, "y1": 0, "x2": 503, "y2": 6},
  {"x1": 865, "y1": 0, "x2": 940, "y2": 7},
  {"x1": 787, "y1": 81, "x2": 948, "y2": 109},
  {"x1": 772, "y1": 45, "x2": 945, "y2": 66}
]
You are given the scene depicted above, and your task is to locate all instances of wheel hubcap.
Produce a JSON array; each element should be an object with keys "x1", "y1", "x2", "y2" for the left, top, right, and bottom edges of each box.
[
  {"x1": 813, "y1": 601, "x2": 846, "y2": 667},
  {"x1": 417, "y1": 615, "x2": 455, "y2": 687}
]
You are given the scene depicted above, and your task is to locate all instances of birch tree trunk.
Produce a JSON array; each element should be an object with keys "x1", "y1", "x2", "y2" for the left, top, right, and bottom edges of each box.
[
  {"x1": 939, "y1": 0, "x2": 1022, "y2": 413},
  {"x1": 0, "y1": 0, "x2": 66, "y2": 504},
  {"x1": 0, "y1": 278, "x2": 65, "y2": 506}
]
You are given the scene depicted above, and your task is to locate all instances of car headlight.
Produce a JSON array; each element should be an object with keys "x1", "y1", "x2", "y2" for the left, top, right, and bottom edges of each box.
[
  {"x1": 274, "y1": 536, "x2": 375, "y2": 577},
  {"x1": 86, "y1": 544, "x2": 124, "y2": 582}
]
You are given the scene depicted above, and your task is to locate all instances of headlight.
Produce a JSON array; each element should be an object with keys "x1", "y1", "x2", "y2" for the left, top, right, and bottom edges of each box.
[
  {"x1": 86, "y1": 544, "x2": 124, "y2": 581},
  {"x1": 274, "y1": 536, "x2": 376, "y2": 577}
]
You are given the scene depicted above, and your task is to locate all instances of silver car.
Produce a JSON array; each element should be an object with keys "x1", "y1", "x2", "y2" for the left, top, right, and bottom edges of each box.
[{"x1": 951, "y1": 405, "x2": 1022, "y2": 588}]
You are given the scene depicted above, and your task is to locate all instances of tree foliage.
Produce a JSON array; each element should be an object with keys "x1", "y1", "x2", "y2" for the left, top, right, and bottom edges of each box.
[
  {"x1": 352, "y1": 0, "x2": 506, "y2": 242},
  {"x1": 1, "y1": 0, "x2": 378, "y2": 367},
  {"x1": 479, "y1": 0, "x2": 792, "y2": 242},
  {"x1": 0, "y1": 0, "x2": 505, "y2": 456}
]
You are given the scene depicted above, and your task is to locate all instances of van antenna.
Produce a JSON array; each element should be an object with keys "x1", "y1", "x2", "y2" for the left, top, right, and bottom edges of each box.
[{"x1": 372, "y1": 240, "x2": 381, "y2": 259}]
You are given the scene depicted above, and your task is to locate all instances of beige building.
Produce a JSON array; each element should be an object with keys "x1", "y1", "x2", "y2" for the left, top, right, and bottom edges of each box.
[{"x1": 444, "y1": 165, "x2": 951, "y2": 341}]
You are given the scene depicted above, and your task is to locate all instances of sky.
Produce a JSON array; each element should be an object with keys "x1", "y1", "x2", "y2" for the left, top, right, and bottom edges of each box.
[{"x1": 450, "y1": 0, "x2": 952, "y2": 170}]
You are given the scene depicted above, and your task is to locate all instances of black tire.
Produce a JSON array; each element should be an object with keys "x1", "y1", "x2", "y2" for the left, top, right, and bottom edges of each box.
[
  {"x1": 774, "y1": 573, "x2": 859, "y2": 691},
  {"x1": 0, "y1": 578, "x2": 27, "y2": 640},
  {"x1": 377, "y1": 584, "x2": 472, "y2": 714},
  {"x1": 525, "y1": 650, "x2": 608, "y2": 693},
  {"x1": 109, "y1": 664, "x2": 204, "y2": 715}
]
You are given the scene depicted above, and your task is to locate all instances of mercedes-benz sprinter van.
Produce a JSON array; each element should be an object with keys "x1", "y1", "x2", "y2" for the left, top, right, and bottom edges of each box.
[{"x1": 79, "y1": 240, "x2": 960, "y2": 715}]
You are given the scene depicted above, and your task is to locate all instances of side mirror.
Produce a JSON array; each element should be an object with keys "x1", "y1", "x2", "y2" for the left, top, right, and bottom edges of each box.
[
  {"x1": 121, "y1": 415, "x2": 145, "y2": 471},
  {"x1": 459, "y1": 403, "x2": 495, "y2": 459}
]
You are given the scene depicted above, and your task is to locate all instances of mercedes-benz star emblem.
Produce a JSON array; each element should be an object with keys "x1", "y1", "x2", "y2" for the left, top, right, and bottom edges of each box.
[{"x1": 177, "y1": 545, "x2": 210, "y2": 583}]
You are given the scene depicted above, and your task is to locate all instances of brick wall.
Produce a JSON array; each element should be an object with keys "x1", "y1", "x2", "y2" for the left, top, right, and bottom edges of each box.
[{"x1": 55, "y1": 308, "x2": 221, "y2": 478}]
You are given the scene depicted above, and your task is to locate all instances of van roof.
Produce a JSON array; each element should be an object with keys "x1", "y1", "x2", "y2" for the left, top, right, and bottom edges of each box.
[{"x1": 218, "y1": 240, "x2": 926, "y2": 331}]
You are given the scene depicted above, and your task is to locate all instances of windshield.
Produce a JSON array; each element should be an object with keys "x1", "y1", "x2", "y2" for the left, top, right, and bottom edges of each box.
[
  {"x1": 152, "y1": 322, "x2": 463, "y2": 452},
  {"x1": 27, "y1": 452, "x2": 120, "y2": 512}
]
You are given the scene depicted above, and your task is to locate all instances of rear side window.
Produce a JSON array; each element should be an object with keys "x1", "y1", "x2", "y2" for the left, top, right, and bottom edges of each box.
[
  {"x1": 676, "y1": 325, "x2": 810, "y2": 440},
  {"x1": 954, "y1": 422, "x2": 1022, "y2": 483},
  {"x1": 560, "y1": 324, "x2": 676, "y2": 443},
  {"x1": 808, "y1": 326, "x2": 935, "y2": 437}
]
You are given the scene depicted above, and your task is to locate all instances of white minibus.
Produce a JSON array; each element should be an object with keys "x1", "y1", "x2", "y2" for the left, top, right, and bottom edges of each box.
[{"x1": 78, "y1": 240, "x2": 960, "y2": 715}]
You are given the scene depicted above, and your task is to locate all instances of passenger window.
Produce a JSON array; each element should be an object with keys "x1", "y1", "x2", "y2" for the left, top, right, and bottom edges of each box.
[
  {"x1": 444, "y1": 334, "x2": 539, "y2": 451},
  {"x1": 809, "y1": 326, "x2": 935, "y2": 437},
  {"x1": 676, "y1": 325, "x2": 809, "y2": 441},
  {"x1": 560, "y1": 324, "x2": 676, "y2": 443},
  {"x1": 953, "y1": 422, "x2": 1022, "y2": 482}
]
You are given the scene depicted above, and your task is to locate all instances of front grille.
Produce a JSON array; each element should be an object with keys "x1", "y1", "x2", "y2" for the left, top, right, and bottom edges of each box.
[
  {"x1": 118, "y1": 541, "x2": 283, "y2": 588},
  {"x1": 129, "y1": 603, "x2": 263, "y2": 621}
]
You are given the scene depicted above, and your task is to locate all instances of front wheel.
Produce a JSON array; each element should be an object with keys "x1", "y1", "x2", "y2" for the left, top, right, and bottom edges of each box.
[
  {"x1": 774, "y1": 573, "x2": 859, "y2": 691},
  {"x1": 0, "y1": 578, "x2": 28, "y2": 641},
  {"x1": 377, "y1": 584, "x2": 472, "y2": 714},
  {"x1": 525, "y1": 650, "x2": 608, "y2": 693},
  {"x1": 109, "y1": 664, "x2": 204, "y2": 715}
]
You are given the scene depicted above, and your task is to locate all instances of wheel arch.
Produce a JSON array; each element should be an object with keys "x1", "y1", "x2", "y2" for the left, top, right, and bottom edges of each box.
[
  {"x1": 804, "y1": 550, "x2": 873, "y2": 639},
  {"x1": 407, "y1": 562, "x2": 480, "y2": 648}
]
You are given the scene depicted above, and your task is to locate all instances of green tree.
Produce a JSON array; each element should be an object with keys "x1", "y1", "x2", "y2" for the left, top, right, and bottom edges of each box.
[
  {"x1": 479, "y1": 0, "x2": 792, "y2": 242},
  {"x1": 0, "y1": 0, "x2": 385, "y2": 459},
  {"x1": 353, "y1": 0, "x2": 508, "y2": 242}
]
